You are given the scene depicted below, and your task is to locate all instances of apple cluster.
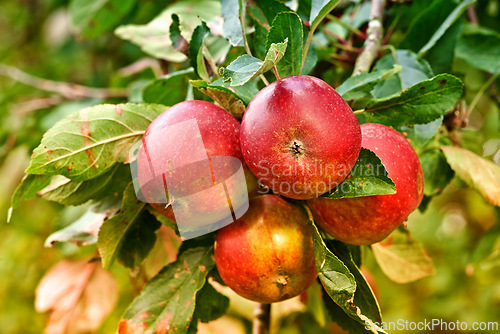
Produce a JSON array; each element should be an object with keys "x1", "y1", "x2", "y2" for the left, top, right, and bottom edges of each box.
[{"x1": 137, "y1": 75, "x2": 424, "y2": 304}]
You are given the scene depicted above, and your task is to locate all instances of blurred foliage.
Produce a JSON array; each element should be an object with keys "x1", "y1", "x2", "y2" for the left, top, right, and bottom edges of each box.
[{"x1": 0, "y1": 0, "x2": 499, "y2": 333}]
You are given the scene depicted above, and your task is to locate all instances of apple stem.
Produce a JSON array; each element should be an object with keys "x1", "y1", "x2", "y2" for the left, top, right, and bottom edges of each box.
[{"x1": 253, "y1": 303, "x2": 271, "y2": 334}]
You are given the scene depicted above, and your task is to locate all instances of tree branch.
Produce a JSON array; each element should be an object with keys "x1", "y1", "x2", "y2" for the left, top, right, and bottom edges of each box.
[
  {"x1": 0, "y1": 64, "x2": 128, "y2": 99},
  {"x1": 352, "y1": 0, "x2": 386, "y2": 76},
  {"x1": 252, "y1": 303, "x2": 271, "y2": 334}
]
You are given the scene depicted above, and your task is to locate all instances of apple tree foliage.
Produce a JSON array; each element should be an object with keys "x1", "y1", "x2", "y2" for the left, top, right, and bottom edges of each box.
[{"x1": 7, "y1": 0, "x2": 500, "y2": 333}]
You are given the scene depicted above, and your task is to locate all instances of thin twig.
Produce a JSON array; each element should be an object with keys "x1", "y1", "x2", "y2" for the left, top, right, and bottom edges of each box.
[
  {"x1": 466, "y1": 4, "x2": 479, "y2": 25},
  {"x1": 352, "y1": 0, "x2": 387, "y2": 76},
  {"x1": 0, "y1": 64, "x2": 128, "y2": 99},
  {"x1": 118, "y1": 58, "x2": 163, "y2": 77},
  {"x1": 253, "y1": 303, "x2": 271, "y2": 334},
  {"x1": 11, "y1": 96, "x2": 65, "y2": 114},
  {"x1": 466, "y1": 73, "x2": 500, "y2": 117},
  {"x1": 326, "y1": 14, "x2": 366, "y2": 39},
  {"x1": 240, "y1": 0, "x2": 252, "y2": 57},
  {"x1": 238, "y1": 0, "x2": 268, "y2": 85}
]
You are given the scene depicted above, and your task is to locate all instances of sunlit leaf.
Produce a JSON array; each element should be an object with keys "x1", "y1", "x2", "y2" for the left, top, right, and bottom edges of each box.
[
  {"x1": 219, "y1": 39, "x2": 287, "y2": 86},
  {"x1": 221, "y1": 0, "x2": 244, "y2": 46},
  {"x1": 371, "y1": 228, "x2": 435, "y2": 284},
  {"x1": 115, "y1": 1, "x2": 221, "y2": 61},
  {"x1": 441, "y1": 146, "x2": 500, "y2": 206},
  {"x1": 45, "y1": 200, "x2": 120, "y2": 247},
  {"x1": 26, "y1": 103, "x2": 166, "y2": 181}
]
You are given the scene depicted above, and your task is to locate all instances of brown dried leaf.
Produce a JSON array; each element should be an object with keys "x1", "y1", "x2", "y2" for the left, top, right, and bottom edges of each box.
[{"x1": 35, "y1": 259, "x2": 118, "y2": 334}]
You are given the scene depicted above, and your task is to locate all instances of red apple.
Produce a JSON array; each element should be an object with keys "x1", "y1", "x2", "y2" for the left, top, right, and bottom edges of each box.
[
  {"x1": 214, "y1": 195, "x2": 317, "y2": 303},
  {"x1": 306, "y1": 123, "x2": 424, "y2": 245},
  {"x1": 136, "y1": 100, "x2": 249, "y2": 234},
  {"x1": 240, "y1": 75, "x2": 361, "y2": 200}
]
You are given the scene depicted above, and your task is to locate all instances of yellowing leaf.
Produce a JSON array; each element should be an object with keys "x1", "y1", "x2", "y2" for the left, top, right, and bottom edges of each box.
[
  {"x1": 441, "y1": 146, "x2": 500, "y2": 206},
  {"x1": 371, "y1": 228, "x2": 435, "y2": 284},
  {"x1": 35, "y1": 259, "x2": 118, "y2": 334}
]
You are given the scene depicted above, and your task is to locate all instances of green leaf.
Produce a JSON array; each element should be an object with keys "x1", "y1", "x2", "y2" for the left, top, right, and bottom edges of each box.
[
  {"x1": 247, "y1": 0, "x2": 289, "y2": 29},
  {"x1": 310, "y1": 0, "x2": 342, "y2": 31},
  {"x1": 336, "y1": 65, "x2": 402, "y2": 101},
  {"x1": 441, "y1": 146, "x2": 500, "y2": 206},
  {"x1": 469, "y1": 223, "x2": 500, "y2": 264},
  {"x1": 45, "y1": 200, "x2": 121, "y2": 247},
  {"x1": 189, "y1": 22, "x2": 210, "y2": 81},
  {"x1": 252, "y1": 23, "x2": 269, "y2": 58},
  {"x1": 190, "y1": 80, "x2": 247, "y2": 119},
  {"x1": 322, "y1": 148, "x2": 395, "y2": 199},
  {"x1": 26, "y1": 103, "x2": 166, "y2": 181},
  {"x1": 142, "y1": 68, "x2": 194, "y2": 106},
  {"x1": 371, "y1": 227, "x2": 435, "y2": 284},
  {"x1": 210, "y1": 78, "x2": 260, "y2": 104},
  {"x1": 419, "y1": 148, "x2": 454, "y2": 196},
  {"x1": 115, "y1": 0, "x2": 221, "y2": 62},
  {"x1": 10, "y1": 174, "x2": 51, "y2": 209},
  {"x1": 188, "y1": 281, "x2": 229, "y2": 333},
  {"x1": 219, "y1": 39, "x2": 288, "y2": 86},
  {"x1": 38, "y1": 164, "x2": 131, "y2": 206},
  {"x1": 397, "y1": 117, "x2": 443, "y2": 151},
  {"x1": 359, "y1": 74, "x2": 463, "y2": 127},
  {"x1": 119, "y1": 246, "x2": 214, "y2": 334},
  {"x1": 266, "y1": 12, "x2": 303, "y2": 77},
  {"x1": 311, "y1": 223, "x2": 385, "y2": 333},
  {"x1": 221, "y1": 0, "x2": 244, "y2": 46},
  {"x1": 425, "y1": 19, "x2": 463, "y2": 74},
  {"x1": 326, "y1": 240, "x2": 382, "y2": 325},
  {"x1": 417, "y1": 0, "x2": 475, "y2": 58},
  {"x1": 371, "y1": 50, "x2": 434, "y2": 99},
  {"x1": 97, "y1": 184, "x2": 148, "y2": 269},
  {"x1": 455, "y1": 24, "x2": 500, "y2": 74},
  {"x1": 147, "y1": 206, "x2": 179, "y2": 235},
  {"x1": 322, "y1": 290, "x2": 372, "y2": 334},
  {"x1": 169, "y1": 14, "x2": 182, "y2": 46},
  {"x1": 70, "y1": 0, "x2": 136, "y2": 38},
  {"x1": 117, "y1": 210, "x2": 161, "y2": 270}
]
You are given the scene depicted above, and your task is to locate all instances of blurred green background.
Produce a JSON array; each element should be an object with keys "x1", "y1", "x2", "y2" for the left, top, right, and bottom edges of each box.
[{"x1": 0, "y1": 0, "x2": 499, "y2": 333}]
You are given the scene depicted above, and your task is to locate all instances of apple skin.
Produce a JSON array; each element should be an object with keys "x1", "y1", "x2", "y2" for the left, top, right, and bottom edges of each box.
[
  {"x1": 136, "y1": 100, "x2": 244, "y2": 224},
  {"x1": 240, "y1": 75, "x2": 361, "y2": 200},
  {"x1": 214, "y1": 194, "x2": 317, "y2": 303},
  {"x1": 306, "y1": 123, "x2": 424, "y2": 245}
]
